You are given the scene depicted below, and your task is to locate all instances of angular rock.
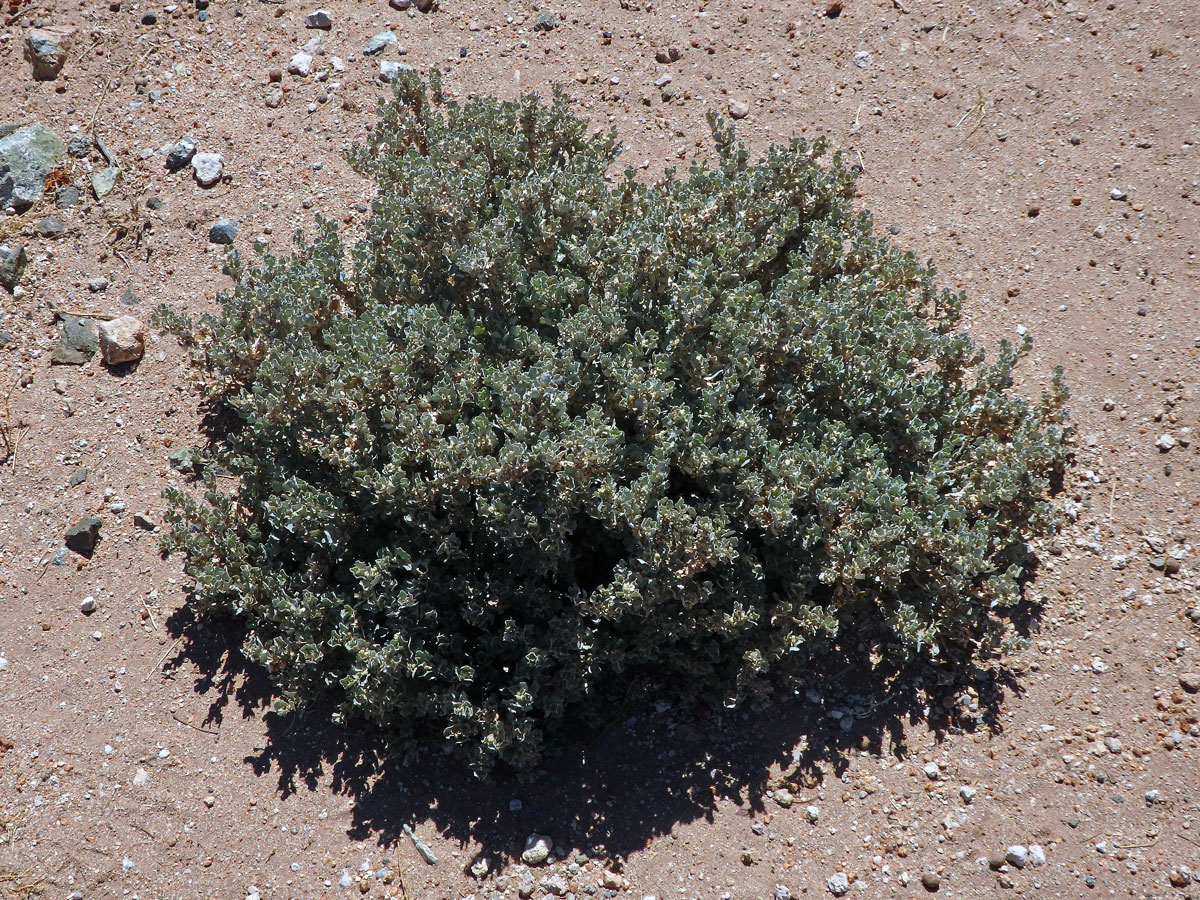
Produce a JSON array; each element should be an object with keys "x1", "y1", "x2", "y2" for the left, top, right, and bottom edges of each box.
[
  {"x1": 1005, "y1": 845, "x2": 1029, "y2": 869},
  {"x1": 288, "y1": 52, "x2": 314, "y2": 75},
  {"x1": 1180, "y1": 673, "x2": 1200, "y2": 694},
  {"x1": 191, "y1": 152, "x2": 223, "y2": 187},
  {"x1": 0, "y1": 244, "x2": 27, "y2": 292},
  {"x1": 25, "y1": 27, "x2": 74, "y2": 80},
  {"x1": 655, "y1": 46, "x2": 682, "y2": 63},
  {"x1": 533, "y1": 11, "x2": 557, "y2": 31},
  {"x1": 98, "y1": 315, "x2": 146, "y2": 366},
  {"x1": 91, "y1": 166, "x2": 120, "y2": 200},
  {"x1": 0, "y1": 124, "x2": 66, "y2": 211},
  {"x1": 364, "y1": 30, "x2": 397, "y2": 55},
  {"x1": 52, "y1": 316, "x2": 98, "y2": 365},
  {"x1": 64, "y1": 516, "x2": 102, "y2": 557},
  {"x1": 728, "y1": 99, "x2": 749, "y2": 119},
  {"x1": 120, "y1": 285, "x2": 139, "y2": 306},
  {"x1": 305, "y1": 9, "x2": 332, "y2": 28},
  {"x1": 208, "y1": 217, "x2": 239, "y2": 244},
  {"x1": 165, "y1": 136, "x2": 197, "y2": 172}
]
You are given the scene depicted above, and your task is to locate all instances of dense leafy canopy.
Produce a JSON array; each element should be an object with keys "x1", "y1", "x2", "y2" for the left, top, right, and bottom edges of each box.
[{"x1": 160, "y1": 72, "x2": 1069, "y2": 775}]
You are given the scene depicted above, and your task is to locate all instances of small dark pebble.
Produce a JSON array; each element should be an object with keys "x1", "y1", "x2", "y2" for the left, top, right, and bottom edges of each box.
[
  {"x1": 1085, "y1": 876, "x2": 1095, "y2": 888},
  {"x1": 141, "y1": 12, "x2": 157, "y2": 24},
  {"x1": 459, "y1": 46, "x2": 468, "y2": 57},
  {"x1": 889, "y1": 224, "x2": 900, "y2": 235},
  {"x1": 0, "y1": 331, "x2": 12, "y2": 347},
  {"x1": 69, "y1": 468, "x2": 88, "y2": 487},
  {"x1": 196, "y1": 0, "x2": 209, "y2": 8},
  {"x1": 64, "y1": 516, "x2": 102, "y2": 557},
  {"x1": 134, "y1": 512, "x2": 156, "y2": 531},
  {"x1": 1067, "y1": 816, "x2": 1080, "y2": 828},
  {"x1": 146, "y1": 196, "x2": 164, "y2": 210}
]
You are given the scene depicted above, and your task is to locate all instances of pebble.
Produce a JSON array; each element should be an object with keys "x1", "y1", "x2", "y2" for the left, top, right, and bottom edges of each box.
[
  {"x1": 533, "y1": 11, "x2": 557, "y2": 31},
  {"x1": 1145, "y1": 789, "x2": 1159, "y2": 804},
  {"x1": 121, "y1": 285, "x2": 139, "y2": 306},
  {"x1": 91, "y1": 166, "x2": 120, "y2": 200},
  {"x1": 522, "y1": 834, "x2": 553, "y2": 866},
  {"x1": 134, "y1": 512, "x2": 156, "y2": 531},
  {"x1": 1110, "y1": 188, "x2": 1127, "y2": 201},
  {"x1": 852, "y1": 50, "x2": 871, "y2": 67},
  {"x1": 826, "y1": 872, "x2": 850, "y2": 896},
  {"x1": 0, "y1": 244, "x2": 27, "y2": 291},
  {"x1": 141, "y1": 12, "x2": 157, "y2": 24},
  {"x1": 921, "y1": 873, "x2": 940, "y2": 892},
  {"x1": 1180, "y1": 673, "x2": 1200, "y2": 694},
  {"x1": 52, "y1": 315, "x2": 98, "y2": 365},
  {"x1": 166, "y1": 136, "x2": 197, "y2": 172},
  {"x1": 64, "y1": 516, "x2": 102, "y2": 557},
  {"x1": 35, "y1": 215, "x2": 64, "y2": 237},
  {"x1": 289, "y1": 52, "x2": 314, "y2": 76},
  {"x1": 192, "y1": 152, "x2": 223, "y2": 187},
  {"x1": 88, "y1": 277, "x2": 109, "y2": 293},
  {"x1": 959, "y1": 786, "x2": 976, "y2": 803},
  {"x1": 79, "y1": 596, "x2": 97, "y2": 614},
  {"x1": 305, "y1": 9, "x2": 332, "y2": 28},
  {"x1": 1155, "y1": 433, "x2": 1176, "y2": 451},
  {"x1": 805, "y1": 805, "x2": 820, "y2": 823},
  {"x1": 402, "y1": 823, "x2": 437, "y2": 864},
  {"x1": 1028, "y1": 845, "x2": 1046, "y2": 868},
  {"x1": 98, "y1": 315, "x2": 146, "y2": 366},
  {"x1": 655, "y1": 46, "x2": 682, "y2": 63},
  {"x1": 541, "y1": 874, "x2": 569, "y2": 896},
  {"x1": 364, "y1": 30, "x2": 398, "y2": 55},
  {"x1": 774, "y1": 885, "x2": 791, "y2": 900},
  {"x1": 1005, "y1": 845, "x2": 1029, "y2": 869},
  {"x1": 25, "y1": 26, "x2": 74, "y2": 80},
  {"x1": 517, "y1": 871, "x2": 535, "y2": 898},
  {"x1": 66, "y1": 134, "x2": 90, "y2": 158},
  {"x1": 728, "y1": 99, "x2": 749, "y2": 119},
  {"x1": 55, "y1": 185, "x2": 80, "y2": 208},
  {"x1": 923, "y1": 762, "x2": 941, "y2": 780},
  {"x1": 209, "y1": 217, "x2": 239, "y2": 244}
]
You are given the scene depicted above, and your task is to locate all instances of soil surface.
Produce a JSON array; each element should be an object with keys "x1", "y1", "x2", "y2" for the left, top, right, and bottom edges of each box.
[{"x1": 2, "y1": 1, "x2": 1200, "y2": 898}]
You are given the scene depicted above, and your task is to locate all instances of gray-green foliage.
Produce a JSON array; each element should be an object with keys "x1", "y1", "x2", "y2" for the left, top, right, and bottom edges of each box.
[{"x1": 159, "y1": 71, "x2": 1069, "y2": 775}]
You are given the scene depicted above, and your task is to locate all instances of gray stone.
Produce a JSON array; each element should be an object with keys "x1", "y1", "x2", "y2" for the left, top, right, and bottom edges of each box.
[
  {"x1": 1180, "y1": 673, "x2": 1200, "y2": 694},
  {"x1": 55, "y1": 185, "x2": 79, "y2": 208},
  {"x1": 165, "y1": 136, "x2": 197, "y2": 172},
  {"x1": 533, "y1": 11, "x2": 557, "y2": 31},
  {"x1": 827, "y1": 873, "x2": 850, "y2": 896},
  {"x1": 521, "y1": 834, "x2": 553, "y2": 866},
  {"x1": 775, "y1": 886, "x2": 792, "y2": 900},
  {"x1": 920, "y1": 873, "x2": 940, "y2": 892},
  {"x1": 209, "y1": 217, "x2": 239, "y2": 244},
  {"x1": 52, "y1": 316, "x2": 97, "y2": 365},
  {"x1": 146, "y1": 196, "x2": 163, "y2": 210},
  {"x1": 0, "y1": 125, "x2": 66, "y2": 211},
  {"x1": 25, "y1": 27, "x2": 74, "y2": 80},
  {"x1": 728, "y1": 99, "x2": 749, "y2": 119},
  {"x1": 1027, "y1": 845, "x2": 1046, "y2": 868},
  {"x1": 379, "y1": 61, "x2": 413, "y2": 83},
  {"x1": 0, "y1": 125, "x2": 16, "y2": 139},
  {"x1": 541, "y1": 875, "x2": 568, "y2": 897},
  {"x1": 36, "y1": 216, "x2": 65, "y2": 237},
  {"x1": 364, "y1": 30, "x2": 398, "y2": 55},
  {"x1": 64, "y1": 516, "x2": 102, "y2": 557},
  {"x1": 517, "y1": 871, "x2": 535, "y2": 899},
  {"x1": 120, "y1": 285, "x2": 139, "y2": 306},
  {"x1": 66, "y1": 134, "x2": 91, "y2": 158},
  {"x1": 88, "y1": 277, "x2": 108, "y2": 293},
  {"x1": 50, "y1": 546, "x2": 69, "y2": 566},
  {"x1": 305, "y1": 9, "x2": 332, "y2": 28},
  {"x1": 0, "y1": 331, "x2": 11, "y2": 347},
  {"x1": 192, "y1": 152, "x2": 223, "y2": 187},
  {"x1": 79, "y1": 596, "x2": 97, "y2": 614},
  {"x1": 91, "y1": 166, "x2": 120, "y2": 200},
  {"x1": 0, "y1": 244, "x2": 27, "y2": 291},
  {"x1": 69, "y1": 467, "x2": 88, "y2": 487},
  {"x1": 98, "y1": 315, "x2": 146, "y2": 365},
  {"x1": 852, "y1": 50, "x2": 871, "y2": 68}
]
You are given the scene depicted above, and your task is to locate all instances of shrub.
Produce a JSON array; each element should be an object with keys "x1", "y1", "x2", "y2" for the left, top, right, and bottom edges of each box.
[{"x1": 159, "y1": 71, "x2": 1069, "y2": 776}]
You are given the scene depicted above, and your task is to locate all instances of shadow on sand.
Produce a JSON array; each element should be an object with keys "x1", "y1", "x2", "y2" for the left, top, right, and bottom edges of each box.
[{"x1": 163, "y1": 602, "x2": 1031, "y2": 870}]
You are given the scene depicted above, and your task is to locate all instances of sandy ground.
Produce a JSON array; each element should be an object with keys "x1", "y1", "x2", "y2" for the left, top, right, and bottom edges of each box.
[{"x1": 1, "y1": 0, "x2": 1199, "y2": 898}]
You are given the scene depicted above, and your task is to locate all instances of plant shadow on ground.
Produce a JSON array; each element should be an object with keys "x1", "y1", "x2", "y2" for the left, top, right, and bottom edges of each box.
[{"x1": 164, "y1": 601, "x2": 1035, "y2": 869}]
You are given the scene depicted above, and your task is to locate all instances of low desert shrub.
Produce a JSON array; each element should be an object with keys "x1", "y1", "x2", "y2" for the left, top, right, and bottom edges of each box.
[{"x1": 158, "y1": 71, "x2": 1069, "y2": 775}]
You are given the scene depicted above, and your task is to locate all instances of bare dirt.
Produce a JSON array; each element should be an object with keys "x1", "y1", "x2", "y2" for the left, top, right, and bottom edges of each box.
[{"x1": 1, "y1": 0, "x2": 1199, "y2": 898}]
